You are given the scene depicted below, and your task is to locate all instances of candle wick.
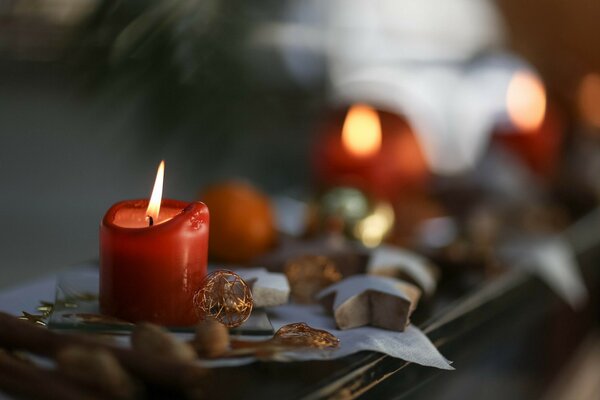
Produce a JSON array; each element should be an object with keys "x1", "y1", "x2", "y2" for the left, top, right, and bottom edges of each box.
[{"x1": 147, "y1": 216, "x2": 154, "y2": 227}]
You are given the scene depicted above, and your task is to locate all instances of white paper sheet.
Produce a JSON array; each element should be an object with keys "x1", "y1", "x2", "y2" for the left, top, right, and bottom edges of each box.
[
  {"x1": 0, "y1": 272, "x2": 452, "y2": 371},
  {"x1": 264, "y1": 303, "x2": 453, "y2": 370},
  {"x1": 501, "y1": 235, "x2": 588, "y2": 309}
]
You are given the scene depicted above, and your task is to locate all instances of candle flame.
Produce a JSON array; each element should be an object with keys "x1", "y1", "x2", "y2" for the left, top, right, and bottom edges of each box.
[
  {"x1": 506, "y1": 71, "x2": 546, "y2": 133},
  {"x1": 146, "y1": 160, "x2": 165, "y2": 224},
  {"x1": 342, "y1": 104, "x2": 382, "y2": 157}
]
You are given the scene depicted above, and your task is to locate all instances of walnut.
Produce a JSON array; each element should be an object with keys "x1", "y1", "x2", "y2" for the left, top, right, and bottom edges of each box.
[
  {"x1": 131, "y1": 323, "x2": 197, "y2": 362},
  {"x1": 57, "y1": 346, "x2": 137, "y2": 399},
  {"x1": 193, "y1": 319, "x2": 230, "y2": 358}
]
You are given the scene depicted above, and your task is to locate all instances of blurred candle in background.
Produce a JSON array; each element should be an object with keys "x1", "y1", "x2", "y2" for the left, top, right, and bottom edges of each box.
[
  {"x1": 505, "y1": 71, "x2": 547, "y2": 132},
  {"x1": 313, "y1": 104, "x2": 430, "y2": 200}
]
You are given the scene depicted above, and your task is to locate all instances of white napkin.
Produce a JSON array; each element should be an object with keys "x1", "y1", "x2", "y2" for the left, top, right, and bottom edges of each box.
[
  {"x1": 0, "y1": 269, "x2": 451, "y2": 371},
  {"x1": 265, "y1": 303, "x2": 453, "y2": 370}
]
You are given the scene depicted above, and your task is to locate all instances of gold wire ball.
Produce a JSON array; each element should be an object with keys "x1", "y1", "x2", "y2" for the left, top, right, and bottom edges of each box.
[
  {"x1": 284, "y1": 255, "x2": 342, "y2": 304},
  {"x1": 274, "y1": 322, "x2": 340, "y2": 349},
  {"x1": 193, "y1": 270, "x2": 253, "y2": 328}
]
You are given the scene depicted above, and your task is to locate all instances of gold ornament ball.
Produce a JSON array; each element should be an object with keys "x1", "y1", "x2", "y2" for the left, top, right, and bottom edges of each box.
[
  {"x1": 193, "y1": 270, "x2": 253, "y2": 328},
  {"x1": 314, "y1": 187, "x2": 394, "y2": 247},
  {"x1": 284, "y1": 255, "x2": 342, "y2": 304},
  {"x1": 274, "y1": 322, "x2": 340, "y2": 349}
]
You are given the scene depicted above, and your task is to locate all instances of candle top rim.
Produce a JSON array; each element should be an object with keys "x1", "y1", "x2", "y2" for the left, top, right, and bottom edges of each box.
[{"x1": 102, "y1": 199, "x2": 204, "y2": 230}]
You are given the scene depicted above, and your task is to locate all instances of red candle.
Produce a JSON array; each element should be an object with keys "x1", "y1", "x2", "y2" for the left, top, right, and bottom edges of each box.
[
  {"x1": 313, "y1": 104, "x2": 430, "y2": 200},
  {"x1": 100, "y1": 161, "x2": 209, "y2": 325}
]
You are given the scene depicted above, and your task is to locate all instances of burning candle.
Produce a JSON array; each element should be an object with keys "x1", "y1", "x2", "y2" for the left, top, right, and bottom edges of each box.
[
  {"x1": 100, "y1": 161, "x2": 209, "y2": 325},
  {"x1": 313, "y1": 104, "x2": 429, "y2": 200}
]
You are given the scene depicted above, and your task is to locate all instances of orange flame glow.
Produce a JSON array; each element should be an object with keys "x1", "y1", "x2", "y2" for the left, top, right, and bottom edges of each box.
[
  {"x1": 146, "y1": 160, "x2": 165, "y2": 224},
  {"x1": 506, "y1": 71, "x2": 546, "y2": 132},
  {"x1": 342, "y1": 104, "x2": 382, "y2": 157}
]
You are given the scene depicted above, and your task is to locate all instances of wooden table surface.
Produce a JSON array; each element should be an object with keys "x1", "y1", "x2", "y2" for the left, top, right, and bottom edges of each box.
[{"x1": 1, "y1": 218, "x2": 598, "y2": 400}]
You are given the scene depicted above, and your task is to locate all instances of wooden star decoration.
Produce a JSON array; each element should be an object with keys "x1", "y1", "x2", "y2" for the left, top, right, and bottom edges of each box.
[
  {"x1": 367, "y1": 245, "x2": 439, "y2": 297},
  {"x1": 317, "y1": 275, "x2": 421, "y2": 332}
]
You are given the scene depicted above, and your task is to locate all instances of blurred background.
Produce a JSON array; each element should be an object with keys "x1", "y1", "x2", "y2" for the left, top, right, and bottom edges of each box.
[
  {"x1": 0, "y1": 1, "x2": 599, "y2": 279},
  {"x1": 2, "y1": 0, "x2": 600, "y2": 398},
  {"x1": 5, "y1": 0, "x2": 600, "y2": 287}
]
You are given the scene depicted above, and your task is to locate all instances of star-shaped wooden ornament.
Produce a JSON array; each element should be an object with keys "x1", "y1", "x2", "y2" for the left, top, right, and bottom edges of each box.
[
  {"x1": 317, "y1": 275, "x2": 421, "y2": 332},
  {"x1": 367, "y1": 245, "x2": 439, "y2": 297}
]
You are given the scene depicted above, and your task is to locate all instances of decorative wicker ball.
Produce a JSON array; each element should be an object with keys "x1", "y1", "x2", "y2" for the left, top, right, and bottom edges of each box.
[
  {"x1": 284, "y1": 255, "x2": 342, "y2": 304},
  {"x1": 193, "y1": 270, "x2": 253, "y2": 328},
  {"x1": 274, "y1": 322, "x2": 340, "y2": 349}
]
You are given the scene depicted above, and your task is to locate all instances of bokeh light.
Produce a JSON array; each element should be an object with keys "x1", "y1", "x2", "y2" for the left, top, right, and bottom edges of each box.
[
  {"x1": 506, "y1": 71, "x2": 546, "y2": 132},
  {"x1": 341, "y1": 104, "x2": 382, "y2": 157}
]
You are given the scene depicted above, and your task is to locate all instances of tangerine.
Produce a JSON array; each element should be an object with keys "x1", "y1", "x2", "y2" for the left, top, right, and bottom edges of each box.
[{"x1": 201, "y1": 181, "x2": 276, "y2": 264}]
